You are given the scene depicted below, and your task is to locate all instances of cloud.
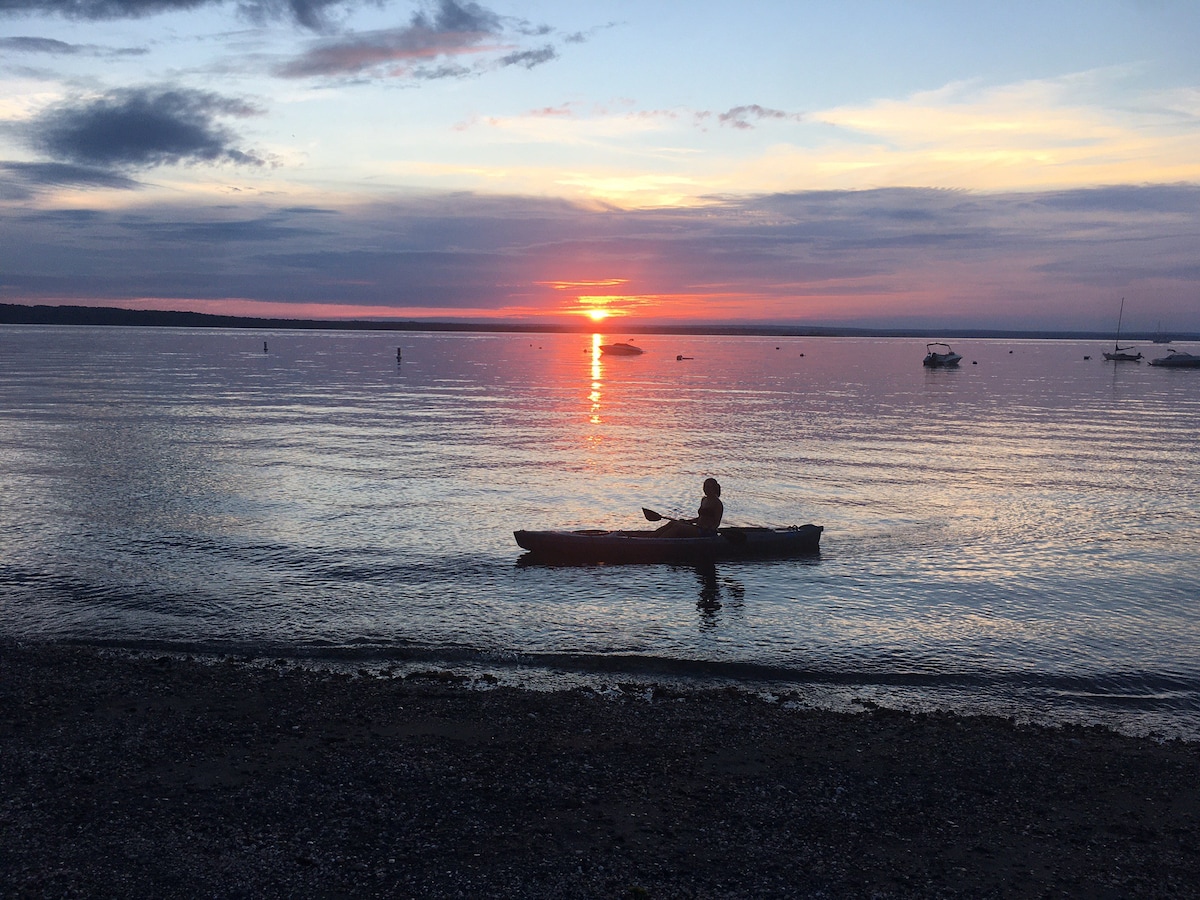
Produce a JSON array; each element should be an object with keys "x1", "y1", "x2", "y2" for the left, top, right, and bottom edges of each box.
[
  {"x1": 527, "y1": 104, "x2": 575, "y2": 118},
  {"x1": 0, "y1": 0, "x2": 209, "y2": 18},
  {"x1": 804, "y1": 73, "x2": 1200, "y2": 192},
  {"x1": 410, "y1": 61, "x2": 471, "y2": 80},
  {"x1": 25, "y1": 86, "x2": 266, "y2": 169},
  {"x1": 1033, "y1": 183, "x2": 1200, "y2": 215},
  {"x1": 498, "y1": 45, "x2": 555, "y2": 69},
  {"x1": 0, "y1": 36, "x2": 83, "y2": 54},
  {"x1": 237, "y1": 0, "x2": 360, "y2": 31},
  {"x1": 353, "y1": 69, "x2": 1200, "y2": 210},
  {"x1": 3, "y1": 185, "x2": 1199, "y2": 330},
  {"x1": 277, "y1": 0, "x2": 557, "y2": 79},
  {"x1": 717, "y1": 105, "x2": 801, "y2": 130},
  {"x1": 0, "y1": 35, "x2": 148, "y2": 56},
  {"x1": 419, "y1": 0, "x2": 497, "y2": 33},
  {"x1": 0, "y1": 160, "x2": 142, "y2": 197},
  {"x1": 1, "y1": 0, "x2": 568, "y2": 80},
  {"x1": 125, "y1": 214, "x2": 320, "y2": 242},
  {"x1": 0, "y1": 0, "x2": 356, "y2": 31}
]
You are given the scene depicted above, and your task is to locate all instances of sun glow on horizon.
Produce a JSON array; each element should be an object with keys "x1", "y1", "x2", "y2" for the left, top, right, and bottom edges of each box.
[{"x1": 541, "y1": 279, "x2": 640, "y2": 321}]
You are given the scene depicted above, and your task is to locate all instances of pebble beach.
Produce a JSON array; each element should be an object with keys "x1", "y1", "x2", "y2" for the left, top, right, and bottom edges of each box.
[{"x1": 3, "y1": 642, "x2": 1199, "y2": 898}]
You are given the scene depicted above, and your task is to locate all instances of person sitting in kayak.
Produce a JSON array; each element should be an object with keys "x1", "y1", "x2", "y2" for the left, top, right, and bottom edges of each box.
[{"x1": 656, "y1": 478, "x2": 724, "y2": 538}]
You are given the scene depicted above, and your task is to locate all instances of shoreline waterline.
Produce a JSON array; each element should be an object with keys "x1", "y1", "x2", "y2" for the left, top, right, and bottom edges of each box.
[{"x1": 24, "y1": 636, "x2": 1200, "y2": 743}]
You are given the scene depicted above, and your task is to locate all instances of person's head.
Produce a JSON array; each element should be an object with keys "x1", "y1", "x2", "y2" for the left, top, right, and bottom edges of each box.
[{"x1": 703, "y1": 477, "x2": 721, "y2": 497}]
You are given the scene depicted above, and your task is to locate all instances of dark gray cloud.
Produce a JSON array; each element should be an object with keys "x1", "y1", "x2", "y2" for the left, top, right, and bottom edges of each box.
[
  {"x1": 717, "y1": 105, "x2": 801, "y2": 130},
  {"x1": 1, "y1": 160, "x2": 142, "y2": 199},
  {"x1": 0, "y1": 35, "x2": 82, "y2": 53},
  {"x1": 411, "y1": 62, "x2": 470, "y2": 80},
  {"x1": 236, "y1": 0, "x2": 368, "y2": 31},
  {"x1": 417, "y1": 0, "x2": 496, "y2": 32},
  {"x1": 498, "y1": 45, "x2": 555, "y2": 69},
  {"x1": 26, "y1": 87, "x2": 265, "y2": 169},
  {"x1": 0, "y1": 0, "x2": 357, "y2": 31},
  {"x1": 122, "y1": 215, "x2": 320, "y2": 242},
  {"x1": 0, "y1": 0, "x2": 210, "y2": 17},
  {"x1": 0, "y1": 34, "x2": 148, "y2": 56},
  {"x1": 1032, "y1": 183, "x2": 1200, "y2": 215},
  {"x1": 277, "y1": 0, "x2": 557, "y2": 79}
]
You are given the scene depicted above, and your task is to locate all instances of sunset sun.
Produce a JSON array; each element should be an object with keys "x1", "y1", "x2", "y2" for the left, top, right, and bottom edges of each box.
[{"x1": 587, "y1": 309, "x2": 610, "y2": 322}]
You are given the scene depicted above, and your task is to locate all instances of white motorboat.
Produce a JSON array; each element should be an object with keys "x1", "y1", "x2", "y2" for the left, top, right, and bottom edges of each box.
[
  {"x1": 600, "y1": 342, "x2": 644, "y2": 356},
  {"x1": 1148, "y1": 349, "x2": 1200, "y2": 368},
  {"x1": 922, "y1": 342, "x2": 962, "y2": 367}
]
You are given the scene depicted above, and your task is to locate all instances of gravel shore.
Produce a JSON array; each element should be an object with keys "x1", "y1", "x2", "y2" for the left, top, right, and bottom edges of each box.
[{"x1": 3, "y1": 642, "x2": 1198, "y2": 898}]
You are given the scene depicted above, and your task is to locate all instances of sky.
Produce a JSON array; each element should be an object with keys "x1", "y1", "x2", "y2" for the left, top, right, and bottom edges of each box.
[{"x1": 1, "y1": 0, "x2": 1199, "y2": 332}]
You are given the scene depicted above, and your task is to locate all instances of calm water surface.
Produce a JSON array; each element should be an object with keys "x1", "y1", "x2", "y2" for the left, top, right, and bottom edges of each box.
[{"x1": 2, "y1": 325, "x2": 1198, "y2": 738}]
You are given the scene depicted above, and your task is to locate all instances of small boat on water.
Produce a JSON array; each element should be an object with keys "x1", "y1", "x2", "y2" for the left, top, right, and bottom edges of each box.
[
  {"x1": 600, "y1": 342, "x2": 644, "y2": 356},
  {"x1": 922, "y1": 342, "x2": 962, "y2": 367},
  {"x1": 1148, "y1": 349, "x2": 1200, "y2": 368},
  {"x1": 1103, "y1": 298, "x2": 1142, "y2": 362},
  {"x1": 514, "y1": 524, "x2": 823, "y2": 565}
]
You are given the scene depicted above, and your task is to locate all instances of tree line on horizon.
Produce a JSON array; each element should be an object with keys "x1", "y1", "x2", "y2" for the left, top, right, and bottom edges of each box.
[{"x1": 0, "y1": 302, "x2": 1179, "y2": 341}]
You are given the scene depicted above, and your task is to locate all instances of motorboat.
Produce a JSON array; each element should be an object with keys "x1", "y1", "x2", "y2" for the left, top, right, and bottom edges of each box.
[
  {"x1": 599, "y1": 342, "x2": 644, "y2": 356},
  {"x1": 514, "y1": 524, "x2": 823, "y2": 565},
  {"x1": 922, "y1": 342, "x2": 962, "y2": 367},
  {"x1": 1148, "y1": 349, "x2": 1200, "y2": 368}
]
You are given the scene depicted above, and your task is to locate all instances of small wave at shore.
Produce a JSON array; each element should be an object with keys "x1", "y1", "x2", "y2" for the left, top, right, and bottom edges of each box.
[{"x1": 44, "y1": 636, "x2": 1200, "y2": 742}]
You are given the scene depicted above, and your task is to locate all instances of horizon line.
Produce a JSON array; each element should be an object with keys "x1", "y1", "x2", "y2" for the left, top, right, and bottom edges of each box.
[{"x1": 1, "y1": 302, "x2": 1197, "y2": 343}]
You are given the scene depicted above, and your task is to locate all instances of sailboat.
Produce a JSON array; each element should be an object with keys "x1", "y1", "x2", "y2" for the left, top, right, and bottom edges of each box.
[{"x1": 1103, "y1": 298, "x2": 1142, "y2": 362}]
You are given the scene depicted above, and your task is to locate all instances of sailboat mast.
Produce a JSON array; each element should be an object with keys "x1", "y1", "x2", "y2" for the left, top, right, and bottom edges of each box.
[{"x1": 1103, "y1": 297, "x2": 1141, "y2": 361}]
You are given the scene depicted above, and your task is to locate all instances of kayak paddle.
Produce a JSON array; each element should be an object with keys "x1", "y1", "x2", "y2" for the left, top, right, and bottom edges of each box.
[{"x1": 643, "y1": 506, "x2": 744, "y2": 542}]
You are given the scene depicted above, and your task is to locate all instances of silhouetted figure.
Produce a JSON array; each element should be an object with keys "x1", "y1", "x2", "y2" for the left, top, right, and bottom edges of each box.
[
  {"x1": 656, "y1": 478, "x2": 724, "y2": 538},
  {"x1": 263, "y1": 341, "x2": 268, "y2": 353}
]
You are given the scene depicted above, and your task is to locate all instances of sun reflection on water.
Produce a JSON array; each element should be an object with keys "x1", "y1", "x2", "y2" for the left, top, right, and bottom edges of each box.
[{"x1": 589, "y1": 333, "x2": 603, "y2": 424}]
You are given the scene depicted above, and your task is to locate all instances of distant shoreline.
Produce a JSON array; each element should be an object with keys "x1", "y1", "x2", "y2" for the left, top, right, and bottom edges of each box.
[{"x1": 1, "y1": 302, "x2": 1193, "y2": 342}]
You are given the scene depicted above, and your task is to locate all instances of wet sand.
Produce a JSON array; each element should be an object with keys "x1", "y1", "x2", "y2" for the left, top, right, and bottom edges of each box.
[{"x1": 3, "y1": 642, "x2": 1198, "y2": 898}]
